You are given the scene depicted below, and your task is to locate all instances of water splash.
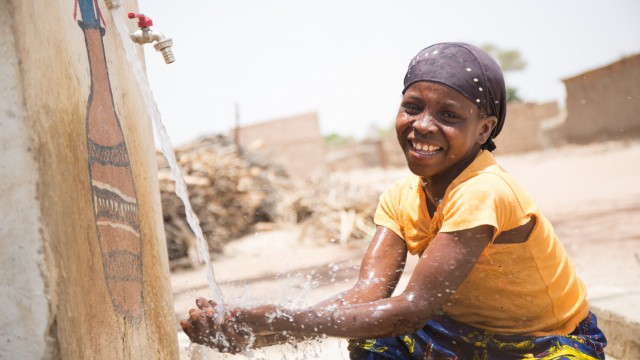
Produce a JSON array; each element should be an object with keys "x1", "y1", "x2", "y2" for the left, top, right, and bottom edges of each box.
[{"x1": 108, "y1": 7, "x2": 224, "y2": 307}]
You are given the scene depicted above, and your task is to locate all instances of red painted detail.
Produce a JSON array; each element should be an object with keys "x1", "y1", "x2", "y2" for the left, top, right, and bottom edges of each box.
[{"x1": 128, "y1": 12, "x2": 153, "y2": 28}]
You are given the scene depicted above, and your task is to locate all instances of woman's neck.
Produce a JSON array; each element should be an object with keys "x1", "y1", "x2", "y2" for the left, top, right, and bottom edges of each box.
[{"x1": 422, "y1": 149, "x2": 481, "y2": 203}]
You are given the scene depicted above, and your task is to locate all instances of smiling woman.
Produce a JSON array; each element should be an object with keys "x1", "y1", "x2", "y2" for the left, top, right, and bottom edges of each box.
[
  {"x1": 396, "y1": 82, "x2": 496, "y2": 194},
  {"x1": 180, "y1": 43, "x2": 607, "y2": 360}
]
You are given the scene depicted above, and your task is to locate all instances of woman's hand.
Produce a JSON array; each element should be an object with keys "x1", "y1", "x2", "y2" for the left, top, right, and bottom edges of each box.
[{"x1": 180, "y1": 297, "x2": 254, "y2": 354}]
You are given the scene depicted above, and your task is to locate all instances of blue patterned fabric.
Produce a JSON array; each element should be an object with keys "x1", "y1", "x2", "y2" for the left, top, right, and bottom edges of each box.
[{"x1": 348, "y1": 312, "x2": 606, "y2": 359}]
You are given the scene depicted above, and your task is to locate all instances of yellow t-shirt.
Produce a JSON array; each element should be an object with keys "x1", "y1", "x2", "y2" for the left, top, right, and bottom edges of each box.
[{"x1": 374, "y1": 150, "x2": 589, "y2": 336}]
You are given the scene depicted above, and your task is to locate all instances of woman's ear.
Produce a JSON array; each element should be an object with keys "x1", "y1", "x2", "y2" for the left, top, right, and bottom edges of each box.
[{"x1": 478, "y1": 115, "x2": 498, "y2": 145}]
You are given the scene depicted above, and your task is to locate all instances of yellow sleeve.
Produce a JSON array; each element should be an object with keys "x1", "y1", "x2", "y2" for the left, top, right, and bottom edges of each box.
[
  {"x1": 439, "y1": 173, "x2": 522, "y2": 238},
  {"x1": 373, "y1": 180, "x2": 404, "y2": 239}
]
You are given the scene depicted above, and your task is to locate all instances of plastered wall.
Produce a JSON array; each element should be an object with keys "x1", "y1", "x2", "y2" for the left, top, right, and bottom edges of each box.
[
  {"x1": 0, "y1": 0, "x2": 179, "y2": 358},
  {"x1": 0, "y1": 1, "x2": 50, "y2": 357}
]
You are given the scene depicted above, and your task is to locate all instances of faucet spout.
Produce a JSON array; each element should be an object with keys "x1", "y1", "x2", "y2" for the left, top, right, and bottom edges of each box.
[
  {"x1": 127, "y1": 13, "x2": 175, "y2": 64},
  {"x1": 152, "y1": 34, "x2": 175, "y2": 65}
]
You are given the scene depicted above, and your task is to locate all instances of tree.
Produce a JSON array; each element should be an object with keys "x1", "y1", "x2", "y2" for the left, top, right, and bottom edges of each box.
[{"x1": 481, "y1": 44, "x2": 527, "y2": 102}]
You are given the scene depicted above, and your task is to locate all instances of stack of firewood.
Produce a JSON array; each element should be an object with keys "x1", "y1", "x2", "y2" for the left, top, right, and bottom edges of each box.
[{"x1": 157, "y1": 135, "x2": 293, "y2": 267}]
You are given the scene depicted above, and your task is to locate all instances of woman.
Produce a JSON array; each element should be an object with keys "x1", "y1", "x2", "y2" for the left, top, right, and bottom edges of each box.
[{"x1": 181, "y1": 42, "x2": 607, "y2": 359}]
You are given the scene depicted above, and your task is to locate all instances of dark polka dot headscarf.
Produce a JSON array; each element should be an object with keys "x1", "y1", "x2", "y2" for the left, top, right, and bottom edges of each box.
[{"x1": 403, "y1": 42, "x2": 507, "y2": 151}]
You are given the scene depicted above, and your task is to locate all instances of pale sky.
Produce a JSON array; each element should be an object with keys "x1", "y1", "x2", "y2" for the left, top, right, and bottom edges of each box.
[{"x1": 137, "y1": 0, "x2": 640, "y2": 145}]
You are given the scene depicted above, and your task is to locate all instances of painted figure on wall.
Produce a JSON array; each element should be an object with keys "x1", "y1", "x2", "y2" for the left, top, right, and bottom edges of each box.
[{"x1": 76, "y1": 0, "x2": 144, "y2": 323}]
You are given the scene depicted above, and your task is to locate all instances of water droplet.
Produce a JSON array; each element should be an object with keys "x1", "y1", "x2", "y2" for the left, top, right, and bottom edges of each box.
[
  {"x1": 476, "y1": 99, "x2": 480, "y2": 103},
  {"x1": 433, "y1": 50, "x2": 439, "y2": 54},
  {"x1": 473, "y1": 78, "x2": 478, "y2": 82},
  {"x1": 479, "y1": 87, "x2": 483, "y2": 91},
  {"x1": 466, "y1": 68, "x2": 472, "y2": 72}
]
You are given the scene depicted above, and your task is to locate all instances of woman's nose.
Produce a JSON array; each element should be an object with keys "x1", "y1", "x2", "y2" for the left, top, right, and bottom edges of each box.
[{"x1": 413, "y1": 114, "x2": 438, "y2": 133}]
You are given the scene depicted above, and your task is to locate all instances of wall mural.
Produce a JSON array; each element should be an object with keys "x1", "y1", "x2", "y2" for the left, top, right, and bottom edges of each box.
[{"x1": 76, "y1": 0, "x2": 144, "y2": 323}]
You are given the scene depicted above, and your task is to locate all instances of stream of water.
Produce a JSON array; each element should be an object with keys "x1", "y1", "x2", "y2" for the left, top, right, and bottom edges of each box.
[
  {"x1": 106, "y1": 7, "x2": 349, "y2": 357},
  {"x1": 109, "y1": 7, "x2": 224, "y2": 308}
]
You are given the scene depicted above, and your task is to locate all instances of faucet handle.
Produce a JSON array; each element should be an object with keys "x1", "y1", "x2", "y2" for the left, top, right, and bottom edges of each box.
[{"x1": 128, "y1": 12, "x2": 154, "y2": 28}]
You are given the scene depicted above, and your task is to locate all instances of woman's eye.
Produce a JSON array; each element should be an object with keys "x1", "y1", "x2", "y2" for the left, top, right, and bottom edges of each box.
[
  {"x1": 441, "y1": 112, "x2": 459, "y2": 120},
  {"x1": 402, "y1": 104, "x2": 422, "y2": 115}
]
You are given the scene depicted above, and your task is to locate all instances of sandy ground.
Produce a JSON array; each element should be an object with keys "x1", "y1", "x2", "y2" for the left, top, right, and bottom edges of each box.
[{"x1": 171, "y1": 139, "x2": 640, "y2": 359}]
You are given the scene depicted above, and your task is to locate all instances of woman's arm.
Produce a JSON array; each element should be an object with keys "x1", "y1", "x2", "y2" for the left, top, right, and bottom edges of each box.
[
  {"x1": 313, "y1": 226, "x2": 408, "y2": 308},
  {"x1": 239, "y1": 224, "x2": 492, "y2": 339},
  {"x1": 181, "y1": 226, "x2": 408, "y2": 350},
  {"x1": 181, "y1": 225, "x2": 493, "y2": 350}
]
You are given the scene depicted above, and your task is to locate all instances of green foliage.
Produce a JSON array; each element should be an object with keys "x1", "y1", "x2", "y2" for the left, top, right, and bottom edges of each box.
[
  {"x1": 506, "y1": 87, "x2": 522, "y2": 103},
  {"x1": 324, "y1": 133, "x2": 354, "y2": 147},
  {"x1": 481, "y1": 43, "x2": 527, "y2": 72},
  {"x1": 366, "y1": 123, "x2": 395, "y2": 140}
]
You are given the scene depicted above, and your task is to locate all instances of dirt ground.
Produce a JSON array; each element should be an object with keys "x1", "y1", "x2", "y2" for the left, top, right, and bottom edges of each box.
[{"x1": 171, "y1": 139, "x2": 640, "y2": 359}]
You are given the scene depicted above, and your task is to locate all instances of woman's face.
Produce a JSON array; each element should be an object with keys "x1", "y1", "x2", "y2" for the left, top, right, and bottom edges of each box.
[{"x1": 396, "y1": 81, "x2": 496, "y2": 179}]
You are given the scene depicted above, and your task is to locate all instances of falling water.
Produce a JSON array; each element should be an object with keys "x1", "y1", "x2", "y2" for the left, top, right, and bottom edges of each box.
[
  {"x1": 108, "y1": 7, "x2": 224, "y2": 307},
  {"x1": 106, "y1": 7, "x2": 359, "y2": 358}
]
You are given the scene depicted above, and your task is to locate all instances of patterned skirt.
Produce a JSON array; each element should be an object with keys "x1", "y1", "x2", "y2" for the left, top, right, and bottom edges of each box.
[{"x1": 348, "y1": 312, "x2": 606, "y2": 360}]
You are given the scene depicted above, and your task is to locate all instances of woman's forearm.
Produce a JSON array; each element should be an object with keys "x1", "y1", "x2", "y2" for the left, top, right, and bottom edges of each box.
[
  {"x1": 312, "y1": 280, "x2": 396, "y2": 309},
  {"x1": 240, "y1": 294, "x2": 435, "y2": 340},
  {"x1": 251, "y1": 332, "x2": 311, "y2": 348}
]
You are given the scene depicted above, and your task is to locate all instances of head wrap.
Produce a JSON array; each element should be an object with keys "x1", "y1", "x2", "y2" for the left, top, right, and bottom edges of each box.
[{"x1": 403, "y1": 42, "x2": 507, "y2": 151}]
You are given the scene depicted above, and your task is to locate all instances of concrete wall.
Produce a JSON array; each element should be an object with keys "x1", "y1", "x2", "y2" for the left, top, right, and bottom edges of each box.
[
  {"x1": 592, "y1": 307, "x2": 640, "y2": 360},
  {"x1": 234, "y1": 112, "x2": 325, "y2": 179},
  {"x1": 563, "y1": 53, "x2": 640, "y2": 143},
  {"x1": 0, "y1": 0, "x2": 178, "y2": 358}
]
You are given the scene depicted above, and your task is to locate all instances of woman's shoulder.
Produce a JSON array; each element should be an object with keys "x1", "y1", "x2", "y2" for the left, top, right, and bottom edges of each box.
[
  {"x1": 446, "y1": 162, "x2": 538, "y2": 222},
  {"x1": 447, "y1": 151, "x2": 509, "y2": 189},
  {"x1": 451, "y1": 167, "x2": 515, "y2": 196},
  {"x1": 445, "y1": 164, "x2": 531, "y2": 211},
  {"x1": 386, "y1": 173, "x2": 421, "y2": 193},
  {"x1": 378, "y1": 173, "x2": 422, "y2": 209}
]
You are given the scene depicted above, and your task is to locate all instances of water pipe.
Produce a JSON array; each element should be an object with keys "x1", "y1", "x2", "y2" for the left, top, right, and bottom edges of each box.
[{"x1": 127, "y1": 12, "x2": 175, "y2": 64}]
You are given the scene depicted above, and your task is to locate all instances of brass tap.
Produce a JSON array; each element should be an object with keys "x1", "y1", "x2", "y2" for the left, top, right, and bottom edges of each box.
[{"x1": 128, "y1": 13, "x2": 175, "y2": 64}]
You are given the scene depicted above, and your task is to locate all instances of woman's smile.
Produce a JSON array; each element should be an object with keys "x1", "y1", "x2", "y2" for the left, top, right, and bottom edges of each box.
[{"x1": 409, "y1": 139, "x2": 443, "y2": 154}]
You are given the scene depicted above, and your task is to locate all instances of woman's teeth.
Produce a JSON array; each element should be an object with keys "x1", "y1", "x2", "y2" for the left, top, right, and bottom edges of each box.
[{"x1": 412, "y1": 141, "x2": 441, "y2": 152}]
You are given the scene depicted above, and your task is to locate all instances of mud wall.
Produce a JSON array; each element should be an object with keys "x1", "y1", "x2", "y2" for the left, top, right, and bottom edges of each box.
[
  {"x1": 326, "y1": 140, "x2": 387, "y2": 172},
  {"x1": 325, "y1": 136, "x2": 406, "y2": 172},
  {"x1": 234, "y1": 112, "x2": 326, "y2": 179},
  {"x1": 563, "y1": 53, "x2": 640, "y2": 143},
  {"x1": 0, "y1": 0, "x2": 178, "y2": 358},
  {"x1": 495, "y1": 101, "x2": 562, "y2": 154}
]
